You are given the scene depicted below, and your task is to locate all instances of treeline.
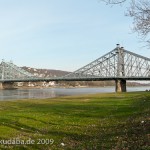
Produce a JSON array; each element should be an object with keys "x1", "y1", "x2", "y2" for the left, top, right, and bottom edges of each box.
[
  {"x1": 57, "y1": 81, "x2": 147, "y2": 87},
  {"x1": 58, "y1": 81, "x2": 114, "y2": 87},
  {"x1": 14, "y1": 80, "x2": 148, "y2": 88}
]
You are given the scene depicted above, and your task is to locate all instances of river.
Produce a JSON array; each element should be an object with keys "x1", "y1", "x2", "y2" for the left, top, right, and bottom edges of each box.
[{"x1": 0, "y1": 86, "x2": 150, "y2": 101}]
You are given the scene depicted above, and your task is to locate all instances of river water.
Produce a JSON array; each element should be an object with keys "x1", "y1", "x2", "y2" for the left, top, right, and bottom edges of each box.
[{"x1": 0, "y1": 86, "x2": 150, "y2": 101}]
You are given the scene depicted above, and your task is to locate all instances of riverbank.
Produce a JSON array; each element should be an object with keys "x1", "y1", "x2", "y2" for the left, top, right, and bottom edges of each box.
[{"x1": 0, "y1": 92, "x2": 149, "y2": 149}]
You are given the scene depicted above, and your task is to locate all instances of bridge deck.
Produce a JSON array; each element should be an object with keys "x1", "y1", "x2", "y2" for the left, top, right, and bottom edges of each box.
[{"x1": 1, "y1": 77, "x2": 150, "y2": 83}]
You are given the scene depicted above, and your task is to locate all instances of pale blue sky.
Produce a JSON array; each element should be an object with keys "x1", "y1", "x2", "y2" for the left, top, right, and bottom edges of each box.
[{"x1": 0, "y1": 0, "x2": 149, "y2": 71}]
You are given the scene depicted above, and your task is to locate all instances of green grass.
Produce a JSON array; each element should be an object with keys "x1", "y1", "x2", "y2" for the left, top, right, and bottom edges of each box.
[{"x1": 0, "y1": 92, "x2": 149, "y2": 150}]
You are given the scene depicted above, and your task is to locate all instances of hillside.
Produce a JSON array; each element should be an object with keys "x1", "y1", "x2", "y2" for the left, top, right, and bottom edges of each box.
[
  {"x1": 21, "y1": 66, "x2": 115, "y2": 87},
  {"x1": 21, "y1": 66, "x2": 70, "y2": 78}
]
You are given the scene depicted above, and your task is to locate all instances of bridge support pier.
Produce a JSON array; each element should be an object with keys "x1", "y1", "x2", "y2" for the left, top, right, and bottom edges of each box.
[
  {"x1": 0, "y1": 82, "x2": 15, "y2": 89},
  {"x1": 115, "y1": 79, "x2": 126, "y2": 92}
]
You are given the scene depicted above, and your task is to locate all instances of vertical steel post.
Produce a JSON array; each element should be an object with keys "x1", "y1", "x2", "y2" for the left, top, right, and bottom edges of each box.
[{"x1": 117, "y1": 45, "x2": 125, "y2": 77}]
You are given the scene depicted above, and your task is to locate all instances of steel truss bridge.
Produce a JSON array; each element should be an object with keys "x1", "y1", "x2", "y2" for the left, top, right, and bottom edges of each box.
[{"x1": 1, "y1": 44, "x2": 150, "y2": 92}]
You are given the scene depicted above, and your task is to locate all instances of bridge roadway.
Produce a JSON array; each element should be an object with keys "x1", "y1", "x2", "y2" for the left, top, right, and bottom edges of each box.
[
  {"x1": 1, "y1": 77, "x2": 150, "y2": 92},
  {"x1": 0, "y1": 76, "x2": 150, "y2": 83}
]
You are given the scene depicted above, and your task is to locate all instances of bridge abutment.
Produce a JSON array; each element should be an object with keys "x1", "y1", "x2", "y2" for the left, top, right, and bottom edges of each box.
[
  {"x1": 0, "y1": 82, "x2": 15, "y2": 89},
  {"x1": 115, "y1": 79, "x2": 126, "y2": 92}
]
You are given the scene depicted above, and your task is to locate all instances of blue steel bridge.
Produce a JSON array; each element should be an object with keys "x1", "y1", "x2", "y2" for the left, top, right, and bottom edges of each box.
[{"x1": 1, "y1": 44, "x2": 150, "y2": 92}]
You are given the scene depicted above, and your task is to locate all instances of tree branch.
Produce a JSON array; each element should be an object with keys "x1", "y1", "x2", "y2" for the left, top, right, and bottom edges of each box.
[{"x1": 101, "y1": 0, "x2": 127, "y2": 4}]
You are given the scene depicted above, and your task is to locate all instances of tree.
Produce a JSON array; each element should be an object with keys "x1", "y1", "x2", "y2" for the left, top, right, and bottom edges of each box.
[
  {"x1": 101, "y1": 0, "x2": 127, "y2": 4},
  {"x1": 101, "y1": 0, "x2": 150, "y2": 46}
]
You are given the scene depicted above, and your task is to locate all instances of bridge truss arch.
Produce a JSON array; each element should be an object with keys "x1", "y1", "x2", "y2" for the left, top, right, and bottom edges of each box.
[{"x1": 64, "y1": 45, "x2": 150, "y2": 80}]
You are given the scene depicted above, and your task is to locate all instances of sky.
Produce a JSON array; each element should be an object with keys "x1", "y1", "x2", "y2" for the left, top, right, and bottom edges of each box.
[{"x1": 0, "y1": 0, "x2": 150, "y2": 72}]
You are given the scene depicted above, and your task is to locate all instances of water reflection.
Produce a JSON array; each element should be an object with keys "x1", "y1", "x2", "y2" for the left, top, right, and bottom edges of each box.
[
  {"x1": 0, "y1": 86, "x2": 149, "y2": 100},
  {"x1": 0, "y1": 89, "x2": 56, "y2": 100}
]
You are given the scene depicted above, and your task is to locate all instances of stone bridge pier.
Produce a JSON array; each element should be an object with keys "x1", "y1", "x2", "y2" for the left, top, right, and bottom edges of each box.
[
  {"x1": 115, "y1": 79, "x2": 126, "y2": 92},
  {"x1": 0, "y1": 82, "x2": 15, "y2": 89}
]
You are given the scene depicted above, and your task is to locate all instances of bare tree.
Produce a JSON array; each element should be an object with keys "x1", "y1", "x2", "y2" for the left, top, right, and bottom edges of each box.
[
  {"x1": 101, "y1": 0, "x2": 127, "y2": 4},
  {"x1": 101, "y1": 0, "x2": 150, "y2": 45},
  {"x1": 128, "y1": 0, "x2": 150, "y2": 43}
]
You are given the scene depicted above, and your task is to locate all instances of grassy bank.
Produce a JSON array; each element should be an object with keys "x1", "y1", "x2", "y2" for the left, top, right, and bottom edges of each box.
[{"x1": 0, "y1": 92, "x2": 149, "y2": 150}]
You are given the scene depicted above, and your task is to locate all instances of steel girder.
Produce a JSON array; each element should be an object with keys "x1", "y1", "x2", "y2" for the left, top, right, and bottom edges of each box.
[
  {"x1": 0, "y1": 60, "x2": 34, "y2": 79},
  {"x1": 0, "y1": 45, "x2": 150, "y2": 81},
  {"x1": 64, "y1": 46, "x2": 150, "y2": 79}
]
